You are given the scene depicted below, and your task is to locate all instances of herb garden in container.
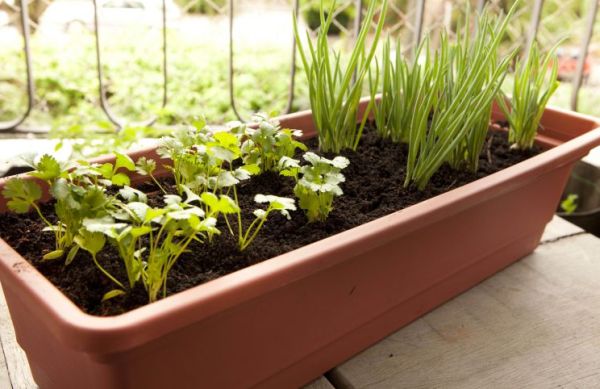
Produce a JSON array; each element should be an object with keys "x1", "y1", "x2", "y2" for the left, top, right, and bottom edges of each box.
[{"x1": 1, "y1": 1, "x2": 600, "y2": 388}]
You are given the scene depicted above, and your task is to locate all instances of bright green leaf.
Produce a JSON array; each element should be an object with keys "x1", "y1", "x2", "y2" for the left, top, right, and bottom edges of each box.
[
  {"x1": 111, "y1": 173, "x2": 131, "y2": 187},
  {"x1": 30, "y1": 154, "x2": 62, "y2": 181},
  {"x1": 102, "y1": 289, "x2": 126, "y2": 302},
  {"x1": 2, "y1": 179, "x2": 42, "y2": 214},
  {"x1": 74, "y1": 230, "x2": 106, "y2": 256},
  {"x1": 115, "y1": 152, "x2": 136, "y2": 172},
  {"x1": 42, "y1": 249, "x2": 64, "y2": 261}
]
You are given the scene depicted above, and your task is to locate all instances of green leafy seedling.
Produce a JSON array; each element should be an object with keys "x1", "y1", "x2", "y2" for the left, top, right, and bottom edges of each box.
[
  {"x1": 238, "y1": 194, "x2": 296, "y2": 251},
  {"x1": 242, "y1": 114, "x2": 307, "y2": 173},
  {"x1": 204, "y1": 189, "x2": 295, "y2": 251},
  {"x1": 294, "y1": 0, "x2": 389, "y2": 153},
  {"x1": 96, "y1": 152, "x2": 136, "y2": 187},
  {"x1": 28, "y1": 154, "x2": 64, "y2": 181},
  {"x1": 290, "y1": 152, "x2": 349, "y2": 223},
  {"x1": 560, "y1": 194, "x2": 578, "y2": 215},
  {"x1": 136, "y1": 156, "x2": 167, "y2": 194},
  {"x1": 86, "y1": 187, "x2": 219, "y2": 302},
  {"x1": 1, "y1": 178, "x2": 65, "y2": 260},
  {"x1": 2, "y1": 178, "x2": 43, "y2": 215},
  {"x1": 74, "y1": 229, "x2": 125, "y2": 290}
]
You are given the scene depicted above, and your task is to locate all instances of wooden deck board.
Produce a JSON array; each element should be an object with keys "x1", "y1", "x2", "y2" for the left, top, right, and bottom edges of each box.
[
  {"x1": 0, "y1": 327, "x2": 13, "y2": 389},
  {"x1": 0, "y1": 287, "x2": 37, "y2": 389},
  {"x1": 540, "y1": 215, "x2": 584, "y2": 243},
  {"x1": 0, "y1": 216, "x2": 589, "y2": 388},
  {"x1": 303, "y1": 377, "x2": 335, "y2": 389},
  {"x1": 331, "y1": 232, "x2": 600, "y2": 388}
]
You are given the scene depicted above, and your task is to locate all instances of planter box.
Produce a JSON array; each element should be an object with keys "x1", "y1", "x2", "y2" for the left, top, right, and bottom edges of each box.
[{"x1": 0, "y1": 103, "x2": 599, "y2": 389}]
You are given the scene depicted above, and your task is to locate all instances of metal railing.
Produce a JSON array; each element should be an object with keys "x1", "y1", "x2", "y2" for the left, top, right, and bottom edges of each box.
[
  {"x1": 92, "y1": 0, "x2": 168, "y2": 128},
  {"x1": 0, "y1": 0, "x2": 598, "y2": 133}
]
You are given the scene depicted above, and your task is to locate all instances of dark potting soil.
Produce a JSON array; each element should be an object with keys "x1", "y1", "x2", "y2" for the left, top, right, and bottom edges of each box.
[{"x1": 0, "y1": 126, "x2": 541, "y2": 316}]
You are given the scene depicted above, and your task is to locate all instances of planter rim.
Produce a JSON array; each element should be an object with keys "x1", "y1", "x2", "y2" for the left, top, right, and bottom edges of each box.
[{"x1": 0, "y1": 103, "x2": 599, "y2": 355}]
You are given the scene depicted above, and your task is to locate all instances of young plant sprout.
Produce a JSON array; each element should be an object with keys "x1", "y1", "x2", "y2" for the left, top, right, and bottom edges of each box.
[
  {"x1": 1, "y1": 154, "x2": 139, "y2": 294},
  {"x1": 498, "y1": 42, "x2": 560, "y2": 150},
  {"x1": 2, "y1": 154, "x2": 134, "y2": 262},
  {"x1": 241, "y1": 114, "x2": 307, "y2": 173},
  {"x1": 368, "y1": 2, "x2": 521, "y2": 188},
  {"x1": 282, "y1": 152, "x2": 349, "y2": 223},
  {"x1": 2, "y1": 178, "x2": 45, "y2": 223},
  {"x1": 136, "y1": 156, "x2": 167, "y2": 194},
  {"x1": 97, "y1": 152, "x2": 137, "y2": 187},
  {"x1": 293, "y1": 0, "x2": 388, "y2": 153},
  {"x1": 157, "y1": 125, "x2": 215, "y2": 195},
  {"x1": 158, "y1": 123, "x2": 259, "y2": 196},
  {"x1": 242, "y1": 195, "x2": 296, "y2": 250},
  {"x1": 2, "y1": 158, "x2": 61, "y2": 255},
  {"x1": 85, "y1": 187, "x2": 219, "y2": 302},
  {"x1": 205, "y1": 190, "x2": 296, "y2": 251},
  {"x1": 74, "y1": 229, "x2": 124, "y2": 293},
  {"x1": 560, "y1": 194, "x2": 578, "y2": 215}
]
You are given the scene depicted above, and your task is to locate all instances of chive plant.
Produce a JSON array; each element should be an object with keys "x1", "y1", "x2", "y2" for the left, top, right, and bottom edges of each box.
[
  {"x1": 498, "y1": 42, "x2": 560, "y2": 150},
  {"x1": 293, "y1": 0, "x2": 388, "y2": 153},
  {"x1": 445, "y1": 9, "x2": 515, "y2": 173},
  {"x1": 369, "y1": 38, "x2": 428, "y2": 144},
  {"x1": 369, "y1": 4, "x2": 518, "y2": 190}
]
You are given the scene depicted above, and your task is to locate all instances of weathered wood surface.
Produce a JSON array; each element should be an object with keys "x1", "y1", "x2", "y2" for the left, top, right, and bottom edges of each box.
[
  {"x1": 0, "y1": 319, "x2": 12, "y2": 389},
  {"x1": 0, "y1": 216, "x2": 591, "y2": 389},
  {"x1": 304, "y1": 377, "x2": 335, "y2": 389},
  {"x1": 332, "y1": 220, "x2": 600, "y2": 388},
  {"x1": 540, "y1": 214, "x2": 584, "y2": 243},
  {"x1": 0, "y1": 287, "x2": 37, "y2": 389}
]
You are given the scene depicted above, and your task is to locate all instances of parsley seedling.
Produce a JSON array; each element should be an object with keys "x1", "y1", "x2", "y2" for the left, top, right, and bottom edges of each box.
[
  {"x1": 136, "y1": 156, "x2": 167, "y2": 194},
  {"x1": 498, "y1": 42, "x2": 560, "y2": 150},
  {"x1": 241, "y1": 114, "x2": 307, "y2": 173},
  {"x1": 85, "y1": 187, "x2": 219, "y2": 302},
  {"x1": 284, "y1": 152, "x2": 349, "y2": 223}
]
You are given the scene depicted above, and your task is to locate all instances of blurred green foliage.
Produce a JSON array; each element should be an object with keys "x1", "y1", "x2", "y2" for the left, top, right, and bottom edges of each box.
[{"x1": 175, "y1": 0, "x2": 227, "y2": 15}]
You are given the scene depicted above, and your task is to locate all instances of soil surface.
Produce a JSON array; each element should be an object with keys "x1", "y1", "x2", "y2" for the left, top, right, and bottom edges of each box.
[{"x1": 0, "y1": 126, "x2": 541, "y2": 316}]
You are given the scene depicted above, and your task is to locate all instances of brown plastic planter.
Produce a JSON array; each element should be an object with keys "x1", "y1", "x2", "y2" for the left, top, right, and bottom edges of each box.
[{"x1": 1, "y1": 103, "x2": 599, "y2": 389}]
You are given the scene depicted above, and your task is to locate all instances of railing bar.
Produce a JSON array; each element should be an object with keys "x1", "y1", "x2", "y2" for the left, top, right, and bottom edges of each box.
[
  {"x1": 0, "y1": 0, "x2": 34, "y2": 132},
  {"x1": 412, "y1": 0, "x2": 425, "y2": 59},
  {"x1": 162, "y1": 0, "x2": 168, "y2": 107},
  {"x1": 93, "y1": 0, "x2": 124, "y2": 128},
  {"x1": 353, "y1": 0, "x2": 363, "y2": 39},
  {"x1": 571, "y1": 0, "x2": 598, "y2": 111},
  {"x1": 525, "y1": 0, "x2": 544, "y2": 57},
  {"x1": 476, "y1": 0, "x2": 487, "y2": 14},
  {"x1": 229, "y1": 0, "x2": 246, "y2": 122},
  {"x1": 351, "y1": 0, "x2": 363, "y2": 84},
  {"x1": 92, "y1": 0, "x2": 168, "y2": 129},
  {"x1": 20, "y1": 0, "x2": 34, "y2": 120},
  {"x1": 285, "y1": 0, "x2": 300, "y2": 114}
]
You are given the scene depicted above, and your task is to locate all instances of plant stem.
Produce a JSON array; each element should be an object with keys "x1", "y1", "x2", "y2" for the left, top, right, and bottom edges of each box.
[
  {"x1": 92, "y1": 254, "x2": 125, "y2": 289},
  {"x1": 151, "y1": 174, "x2": 167, "y2": 194}
]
